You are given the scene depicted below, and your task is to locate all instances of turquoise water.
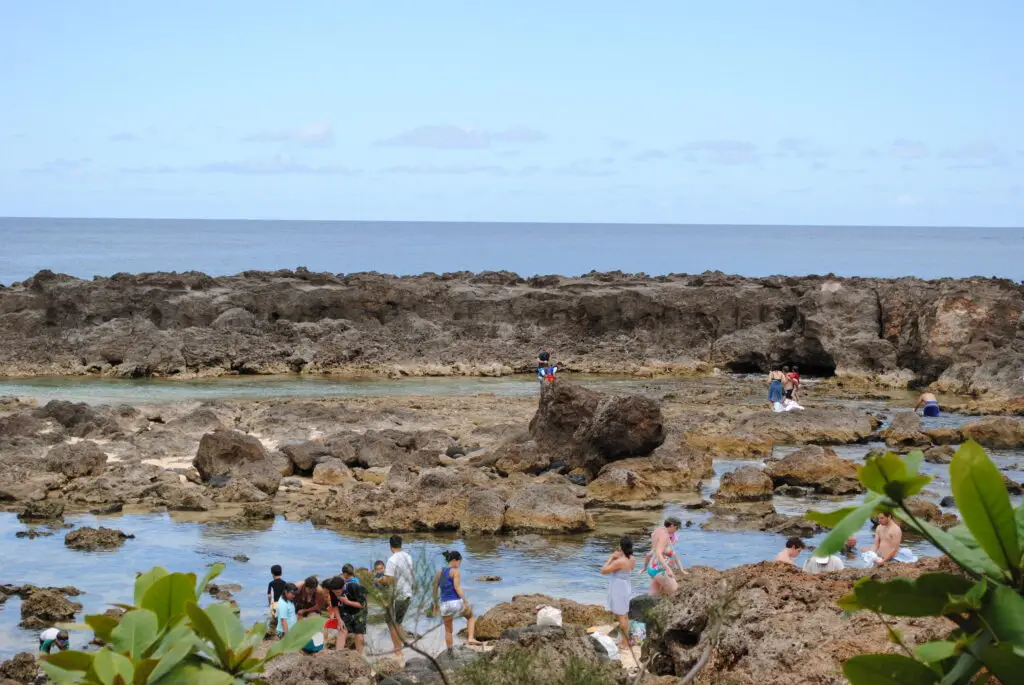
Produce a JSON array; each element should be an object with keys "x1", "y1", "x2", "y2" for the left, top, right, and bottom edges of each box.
[{"x1": 2, "y1": 218, "x2": 1023, "y2": 285}]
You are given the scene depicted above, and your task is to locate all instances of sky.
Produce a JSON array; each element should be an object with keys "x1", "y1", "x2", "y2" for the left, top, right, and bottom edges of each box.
[{"x1": 1, "y1": 2, "x2": 1022, "y2": 226}]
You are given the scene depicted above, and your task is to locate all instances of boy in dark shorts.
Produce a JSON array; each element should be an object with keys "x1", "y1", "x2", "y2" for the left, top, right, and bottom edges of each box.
[{"x1": 337, "y1": 564, "x2": 367, "y2": 654}]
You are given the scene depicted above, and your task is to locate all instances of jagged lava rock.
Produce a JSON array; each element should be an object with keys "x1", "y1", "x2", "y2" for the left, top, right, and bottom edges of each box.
[
  {"x1": 714, "y1": 466, "x2": 774, "y2": 503},
  {"x1": 64, "y1": 526, "x2": 135, "y2": 551},
  {"x1": 765, "y1": 445, "x2": 864, "y2": 494},
  {"x1": 473, "y1": 593, "x2": 612, "y2": 640},
  {"x1": 193, "y1": 428, "x2": 280, "y2": 495}
]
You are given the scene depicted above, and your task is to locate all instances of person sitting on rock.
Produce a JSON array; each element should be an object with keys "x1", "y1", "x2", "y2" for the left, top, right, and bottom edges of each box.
[
  {"x1": 537, "y1": 350, "x2": 558, "y2": 385},
  {"x1": 915, "y1": 392, "x2": 941, "y2": 418},
  {"x1": 774, "y1": 537, "x2": 806, "y2": 565},
  {"x1": 39, "y1": 627, "x2": 69, "y2": 654}
]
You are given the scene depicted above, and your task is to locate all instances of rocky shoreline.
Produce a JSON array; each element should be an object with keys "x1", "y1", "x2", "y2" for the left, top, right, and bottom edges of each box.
[{"x1": 1, "y1": 269, "x2": 1022, "y2": 403}]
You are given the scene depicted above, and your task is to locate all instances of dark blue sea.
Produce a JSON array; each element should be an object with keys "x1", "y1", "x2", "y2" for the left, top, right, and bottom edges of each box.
[{"x1": 1, "y1": 217, "x2": 1021, "y2": 285}]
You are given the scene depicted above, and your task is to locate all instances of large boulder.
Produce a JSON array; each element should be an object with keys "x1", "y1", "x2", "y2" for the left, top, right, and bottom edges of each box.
[
  {"x1": 960, "y1": 417, "x2": 1024, "y2": 449},
  {"x1": 64, "y1": 526, "x2": 135, "y2": 551},
  {"x1": 473, "y1": 593, "x2": 612, "y2": 641},
  {"x1": 19, "y1": 587, "x2": 82, "y2": 629},
  {"x1": 43, "y1": 441, "x2": 108, "y2": 478},
  {"x1": 586, "y1": 466, "x2": 659, "y2": 506},
  {"x1": 62, "y1": 462, "x2": 213, "y2": 512},
  {"x1": 0, "y1": 652, "x2": 37, "y2": 684},
  {"x1": 18, "y1": 500, "x2": 65, "y2": 521},
  {"x1": 311, "y1": 459, "x2": 354, "y2": 486},
  {"x1": 681, "y1": 430, "x2": 774, "y2": 459},
  {"x1": 33, "y1": 400, "x2": 118, "y2": 438},
  {"x1": 735, "y1": 407, "x2": 874, "y2": 445},
  {"x1": 883, "y1": 412, "x2": 929, "y2": 448},
  {"x1": 193, "y1": 429, "x2": 280, "y2": 495},
  {"x1": 462, "y1": 489, "x2": 507, "y2": 534},
  {"x1": 529, "y1": 382, "x2": 665, "y2": 476},
  {"x1": 643, "y1": 558, "x2": 955, "y2": 683},
  {"x1": 261, "y1": 649, "x2": 372, "y2": 685},
  {"x1": 905, "y1": 497, "x2": 959, "y2": 530},
  {"x1": 503, "y1": 482, "x2": 593, "y2": 533},
  {"x1": 765, "y1": 445, "x2": 864, "y2": 495},
  {"x1": 715, "y1": 466, "x2": 774, "y2": 503}
]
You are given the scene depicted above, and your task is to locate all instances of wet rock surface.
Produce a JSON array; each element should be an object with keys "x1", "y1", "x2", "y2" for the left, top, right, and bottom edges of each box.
[
  {"x1": 261, "y1": 649, "x2": 372, "y2": 685},
  {"x1": 959, "y1": 416, "x2": 1024, "y2": 448},
  {"x1": 765, "y1": 445, "x2": 864, "y2": 495},
  {"x1": 714, "y1": 466, "x2": 773, "y2": 503},
  {"x1": 16, "y1": 586, "x2": 83, "y2": 630},
  {"x1": 643, "y1": 557, "x2": 956, "y2": 684},
  {"x1": 473, "y1": 593, "x2": 612, "y2": 641},
  {"x1": 64, "y1": 526, "x2": 135, "y2": 551},
  {"x1": 0, "y1": 652, "x2": 36, "y2": 684}
]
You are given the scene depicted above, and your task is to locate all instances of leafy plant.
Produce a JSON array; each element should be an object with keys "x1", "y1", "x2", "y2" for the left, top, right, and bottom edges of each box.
[
  {"x1": 42, "y1": 564, "x2": 325, "y2": 685},
  {"x1": 808, "y1": 440, "x2": 1024, "y2": 684}
]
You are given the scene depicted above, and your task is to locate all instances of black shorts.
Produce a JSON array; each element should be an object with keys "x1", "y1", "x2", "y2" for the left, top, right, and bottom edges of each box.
[
  {"x1": 785, "y1": 389, "x2": 793, "y2": 399},
  {"x1": 341, "y1": 612, "x2": 367, "y2": 635},
  {"x1": 387, "y1": 597, "x2": 411, "y2": 626}
]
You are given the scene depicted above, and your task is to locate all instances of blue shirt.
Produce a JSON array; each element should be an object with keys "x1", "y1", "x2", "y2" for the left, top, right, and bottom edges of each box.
[{"x1": 276, "y1": 597, "x2": 297, "y2": 635}]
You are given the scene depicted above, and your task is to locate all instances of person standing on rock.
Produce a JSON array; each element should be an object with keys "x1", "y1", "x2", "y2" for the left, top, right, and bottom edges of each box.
[
  {"x1": 782, "y1": 366, "x2": 796, "y2": 399},
  {"x1": 788, "y1": 365, "x2": 802, "y2": 400},
  {"x1": 646, "y1": 517, "x2": 682, "y2": 596},
  {"x1": 915, "y1": 392, "x2": 941, "y2": 418},
  {"x1": 433, "y1": 550, "x2": 480, "y2": 649},
  {"x1": 601, "y1": 536, "x2": 636, "y2": 651},
  {"x1": 537, "y1": 350, "x2": 558, "y2": 385},
  {"x1": 767, "y1": 367, "x2": 786, "y2": 409}
]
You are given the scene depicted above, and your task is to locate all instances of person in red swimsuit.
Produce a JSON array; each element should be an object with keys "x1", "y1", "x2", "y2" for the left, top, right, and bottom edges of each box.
[{"x1": 787, "y1": 365, "x2": 802, "y2": 401}]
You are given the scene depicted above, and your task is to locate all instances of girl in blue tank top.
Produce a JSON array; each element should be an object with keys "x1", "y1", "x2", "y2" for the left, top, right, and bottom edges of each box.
[{"x1": 433, "y1": 550, "x2": 481, "y2": 648}]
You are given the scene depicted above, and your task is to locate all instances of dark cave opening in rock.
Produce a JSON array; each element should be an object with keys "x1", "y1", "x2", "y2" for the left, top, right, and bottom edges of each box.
[{"x1": 724, "y1": 359, "x2": 767, "y2": 374}]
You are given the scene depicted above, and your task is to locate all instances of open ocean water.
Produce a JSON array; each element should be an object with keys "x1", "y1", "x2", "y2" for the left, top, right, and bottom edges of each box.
[{"x1": 1, "y1": 217, "x2": 1021, "y2": 284}]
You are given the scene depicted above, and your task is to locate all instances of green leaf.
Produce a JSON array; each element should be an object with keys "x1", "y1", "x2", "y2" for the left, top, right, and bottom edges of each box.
[
  {"x1": 134, "y1": 568, "x2": 169, "y2": 608},
  {"x1": 979, "y1": 643, "x2": 1024, "y2": 684},
  {"x1": 915, "y1": 641, "x2": 958, "y2": 663},
  {"x1": 811, "y1": 497, "x2": 880, "y2": 557},
  {"x1": 91, "y1": 649, "x2": 135, "y2": 685},
  {"x1": 895, "y1": 510, "x2": 1006, "y2": 580},
  {"x1": 905, "y1": 451, "x2": 925, "y2": 477},
  {"x1": 843, "y1": 654, "x2": 939, "y2": 684},
  {"x1": 43, "y1": 651, "x2": 95, "y2": 672},
  {"x1": 847, "y1": 574, "x2": 974, "y2": 617},
  {"x1": 942, "y1": 578, "x2": 987, "y2": 614},
  {"x1": 149, "y1": 624, "x2": 194, "y2": 660},
  {"x1": 940, "y1": 652, "x2": 982, "y2": 685},
  {"x1": 807, "y1": 506, "x2": 861, "y2": 528},
  {"x1": 184, "y1": 602, "x2": 230, "y2": 668},
  {"x1": 148, "y1": 657, "x2": 235, "y2": 685},
  {"x1": 885, "y1": 475, "x2": 932, "y2": 501},
  {"x1": 980, "y1": 584, "x2": 1024, "y2": 644},
  {"x1": 133, "y1": 658, "x2": 158, "y2": 685},
  {"x1": 860, "y1": 453, "x2": 910, "y2": 496},
  {"x1": 204, "y1": 602, "x2": 245, "y2": 650},
  {"x1": 196, "y1": 563, "x2": 224, "y2": 598},
  {"x1": 111, "y1": 610, "x2": 159, "y2": 660},
  {"x1": 142, "y1": 573, "x2": 198, "y2": 629},
  {"x1": 265, "y1": 616, "x2": 326, "y2": 661},
  {"x1": 86, "y1": 614, "x2": 121, "y2": 644},
  {"x1": 41, "y1": 660, "x2": 88, "y2": 685},
  {"x1": 145, "y1": 635, "x2": 194, "y2": 684},
  {"x1": 950, "y1": 440, "x2": 1021, "y2": 574}
]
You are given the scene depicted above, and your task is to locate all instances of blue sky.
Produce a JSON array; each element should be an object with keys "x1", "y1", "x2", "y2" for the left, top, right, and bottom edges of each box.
[{"x1": 2, "y1": 1, "x2": 1022, "y2": 226}]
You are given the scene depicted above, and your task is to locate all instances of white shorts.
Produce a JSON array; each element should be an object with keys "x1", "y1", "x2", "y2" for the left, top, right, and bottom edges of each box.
[{"x1": 440, "y1": 599, "x2": 464, "y2": 617}]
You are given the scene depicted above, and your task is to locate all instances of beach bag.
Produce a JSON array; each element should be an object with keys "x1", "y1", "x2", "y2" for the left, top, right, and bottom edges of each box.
[
  {"x1": 536, "y1": 605, "x2": 562, "y2": 627},
  {"x1": 629, "y1": 620, "x2": 646, "y2": 645},
  {"x1": 303, "y1": 631, "x2": 325, "y2": 653}
]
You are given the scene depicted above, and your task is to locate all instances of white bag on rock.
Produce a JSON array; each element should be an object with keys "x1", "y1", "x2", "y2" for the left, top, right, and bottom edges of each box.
[{"x1": 536, "y1": 605, "x2": 563, "y2": 627}]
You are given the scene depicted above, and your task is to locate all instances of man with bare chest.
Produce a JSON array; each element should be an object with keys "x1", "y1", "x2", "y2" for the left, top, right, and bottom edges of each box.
[{"x1": 866, "y1": 511, "x2": 902, "y2": 566}]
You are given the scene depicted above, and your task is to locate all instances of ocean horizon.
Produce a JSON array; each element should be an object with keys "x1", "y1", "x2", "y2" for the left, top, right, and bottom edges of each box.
[{"x1": 1, "y1": 216, "x2": 1021, "y2": 285}]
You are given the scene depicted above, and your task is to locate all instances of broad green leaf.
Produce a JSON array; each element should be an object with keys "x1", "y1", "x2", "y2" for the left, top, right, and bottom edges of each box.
[
  {"x1": 91, "y1": 649, "x2": 135, "y2": 685},
  {"x1": 843, "y1": 654, "x2": 939, "y2": 685},
  {"x1": 149, "y1": 624, "x2": 193, "y2": 660},
  {"x1": 980, "y1": 584, "x2": 1024, "y2": 644},
  {"x1": 895, "y1": 511, "x2": 1005, "y2": 580},
  {"x1": 860, "y1": 453, "x2": 910, "y2": 496},
  {"x1": 950, "y1": 441, "x2": 1021, "y2": 574},
  {"x1": 1016, "y1": 504, "x2": 1024, "y2": 562},
  {"x1": 885, "y1": 475, "x2": 932, "y2": 501},
  {"x1": 239, "y1": 621, "x2": 265, "y2": 653},
  {"x1": 55, "y1": 622, "x2": 92, "y2": 632},
  {"x1": 905, "y1": 451, "x2": 925, "y2": 477},
  {"x1": 133, "y1": 658, "x2": 158, "y2": 685},
  {"x1": 205, "y1": 602, "x2": 245, "y2": 650},
  {"x1": 942, "y1": 578, "x2": 987, "y2": 614},
  {"x1": 142, "y1": 573, "x2": 197, "y2": 629},
  {"x1": 86, "y1": 614, "x2": 121, "y2": 644},
  {"x1": 940, "y1": 652, "x2": 982, "y2": 685},
  {"x1": 979, "y1": 643, "x2": 1024, "y2": 684},
  {"x1": 134, "y1": 567, "x2": 169, "y2": 608},
  {"x1": 811, "y1": 497, "x2": 880, "y2": 557},
  {"x1": 41, "y1": 660, "x2": 87, "y2": 685},
  {"x1": 265, "y1": 616, "x2": 326, "y2": 660},
  {"x1": 196, "y1": 563, "x2": 224, "y2": 597},
  {"x1": 149, "y1": 657, "x2": 235, "y2": 685},
  {"x1": 915, "y1": 641, "x2": 958, "y2": 663},
  {"x1": 145, "y1": 635, "x2": 194, "y2": 684},
  {"x1": 43, "y1": 651, "x2": 95, "y2": 672},
  {"x1": 807, "y1": 506, "x2": 861, "y2": 528},
  {"x1": 847, "y1": 574, "x2": 974, "y2": 617},
  {"x1": 111, "y1": 610, "x2": 159, "y2": 660},
  {"x1": 946, "y1": 524, "x2": 982, "y2": 551},
  {"x1": 185, "y1": 602, "x2": 230, "y2": 667}
]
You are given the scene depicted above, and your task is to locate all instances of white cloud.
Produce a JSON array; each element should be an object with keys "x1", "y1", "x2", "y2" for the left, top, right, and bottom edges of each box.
[
  {"x1": 243, "y1": 122, "x2": 334, "y2": 148},
  {"x1": 376, "y1": 125, "x2": 546, "y2": 150}
]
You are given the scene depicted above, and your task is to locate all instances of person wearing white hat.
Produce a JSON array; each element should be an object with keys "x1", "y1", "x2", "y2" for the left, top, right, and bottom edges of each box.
[{"x1": 802, "y1": 553, "x2": 845, "y2": 575}]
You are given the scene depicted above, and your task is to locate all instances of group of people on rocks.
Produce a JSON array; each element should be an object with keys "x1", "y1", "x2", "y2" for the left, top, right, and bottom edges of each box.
[
  {"x1": 773, "y1": 510, "x2": 917, "y2": 573},
  {"x1": 264, "y1": 535, "x2": 479, "y2": 659},
  {"x1": 767, "y1": 365, "x2": 805, "y2": 412}
]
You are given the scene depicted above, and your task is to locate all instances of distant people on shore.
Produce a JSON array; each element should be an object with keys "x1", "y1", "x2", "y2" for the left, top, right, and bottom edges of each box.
[
  {"x1": 774, "y1": 537, "x2": 806, "y2": 566},
  {"x1": 433, "y1": 550, "x2": 479, "y2": 649},
  {"x1": 601, "y1": 535, "x2": 636, "y2": 651},
  {"x1": 645, "y1": 517, "x2": 683, "y2": 596},
  {"x1": 380, "y1": 535, "x2": 415, "y2": 658},
  {"x1": 915, "y1": 392, "x2": 941, "y2": 417},
  {"x1": 788, "y1": 365, "x2": 802, "y2": 400},
  {"x1": 767, "y1": 367, "x2": 786, "y2": 408}
]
